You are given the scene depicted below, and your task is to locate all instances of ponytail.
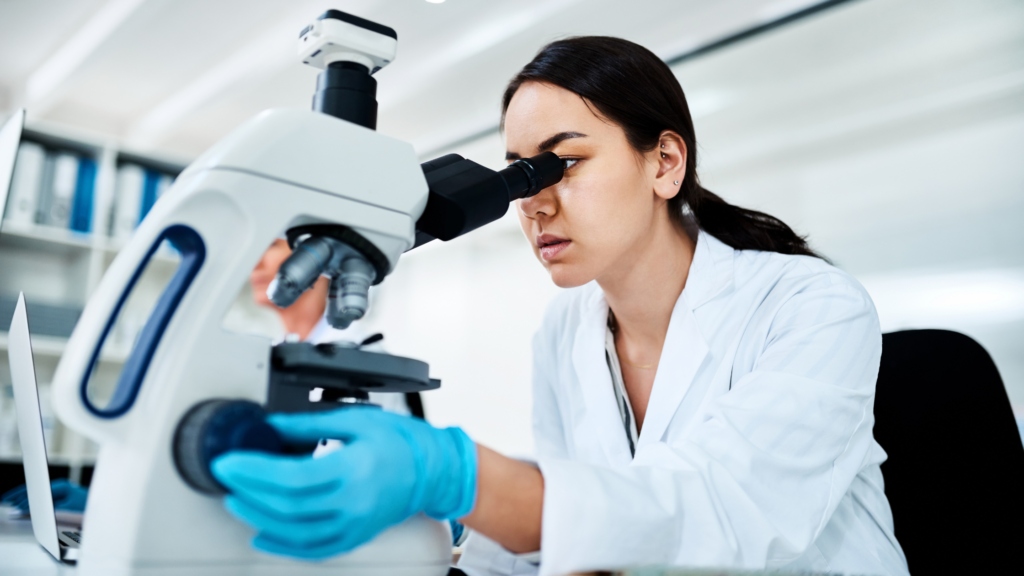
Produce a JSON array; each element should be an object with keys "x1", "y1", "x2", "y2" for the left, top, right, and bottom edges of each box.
[{"x1": 502, "y1": 36, "x2": 824, "y2": 260}]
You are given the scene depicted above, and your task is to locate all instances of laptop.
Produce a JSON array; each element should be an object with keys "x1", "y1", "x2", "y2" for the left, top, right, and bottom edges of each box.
[{"x1": 8, "y1": 292, "x2": 81, "y2": 563}]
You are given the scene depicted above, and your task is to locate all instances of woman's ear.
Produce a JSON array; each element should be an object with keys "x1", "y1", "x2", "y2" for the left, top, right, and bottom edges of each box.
[{"x1": 653, "y1": 131, "x2": 687, "y2": 200}]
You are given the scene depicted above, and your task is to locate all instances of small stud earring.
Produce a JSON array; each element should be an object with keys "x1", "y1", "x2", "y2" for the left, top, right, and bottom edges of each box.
[
  {"x1": 660, "y1": 144, "x2": 665, "y2": 148},
  {"x1": 674, "y1": 180, "x2": 680, "y2": 185}
]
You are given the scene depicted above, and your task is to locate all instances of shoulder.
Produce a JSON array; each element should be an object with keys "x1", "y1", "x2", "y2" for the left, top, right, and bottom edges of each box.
[
  {"x1": 726, "y1": 247, "x2": 880, "y2": 349},
  {"x1": 733, "y1": 246, "x2": 873, "y2": 306}
]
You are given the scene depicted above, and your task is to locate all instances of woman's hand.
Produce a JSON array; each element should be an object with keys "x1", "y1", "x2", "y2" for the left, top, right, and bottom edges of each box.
[{"x1": 210, "y1": 406, "x2": 477, "y2": 559}]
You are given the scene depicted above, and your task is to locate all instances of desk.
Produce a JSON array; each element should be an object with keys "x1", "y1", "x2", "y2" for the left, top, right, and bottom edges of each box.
[
  {"x1": 0, "y1": 514, "x2": 72, "y2": 576},
  {"x1": 1, "y1": 513, "x2": 827, "y2": 576}
]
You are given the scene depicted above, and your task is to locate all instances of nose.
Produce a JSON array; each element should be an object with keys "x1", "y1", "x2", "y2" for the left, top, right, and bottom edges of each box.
[{"x1": 519, "y1": 184, "x2": 557, "y2": 220}]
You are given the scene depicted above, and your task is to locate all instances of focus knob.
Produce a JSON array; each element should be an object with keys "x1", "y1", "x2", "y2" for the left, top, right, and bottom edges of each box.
[{"x1": 172, "y1": 399, "x2": 283, "y2": 495}]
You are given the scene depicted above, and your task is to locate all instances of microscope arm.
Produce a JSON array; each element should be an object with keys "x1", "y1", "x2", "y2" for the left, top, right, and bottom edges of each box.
[{"x1": 413, "y1": 151, "x2": 563, "y2": 246}]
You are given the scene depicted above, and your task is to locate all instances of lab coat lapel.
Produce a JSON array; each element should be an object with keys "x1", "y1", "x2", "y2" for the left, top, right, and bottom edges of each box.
[
  {"x1": 571, "y1": 286, "x2": 634, "y2": 466},
  {"x1": 635, "y1": 231, "x2": 732, "y2": 450},
  {"x1": 636, "y1": 294, "x2": 709, "y2": 450}
]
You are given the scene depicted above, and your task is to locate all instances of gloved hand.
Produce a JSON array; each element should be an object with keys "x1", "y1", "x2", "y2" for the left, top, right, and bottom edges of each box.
[
  {"x1": 1, "y1": 479, "x2": 88, "y2": 514},
  {"x1": 211, "y1": 406, "x2": 477, "y2": 560}
]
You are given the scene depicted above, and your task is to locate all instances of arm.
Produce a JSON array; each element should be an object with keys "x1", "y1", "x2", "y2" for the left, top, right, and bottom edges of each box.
[{"x1": 461, "y1": 445, "x2": 544, "y2": 554}]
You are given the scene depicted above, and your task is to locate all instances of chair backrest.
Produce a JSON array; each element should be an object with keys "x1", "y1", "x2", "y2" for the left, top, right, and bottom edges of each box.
[{"x1": 874, "y1": 329, "x2": 1024, "y2": 573}]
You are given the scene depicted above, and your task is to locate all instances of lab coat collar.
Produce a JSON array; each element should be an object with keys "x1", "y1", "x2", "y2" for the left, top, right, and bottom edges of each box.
[
  {"x1": 574, "y1": 229, "x2": 732, "y2": 456},
  {"x1": 682, "y1": 229, "x2": 736, "y2": 311}
]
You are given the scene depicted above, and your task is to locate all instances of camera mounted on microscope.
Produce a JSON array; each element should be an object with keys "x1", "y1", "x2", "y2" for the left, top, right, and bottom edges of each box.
[{"x1": 299, "y1": 10, "x2": 397, "y2": 129}]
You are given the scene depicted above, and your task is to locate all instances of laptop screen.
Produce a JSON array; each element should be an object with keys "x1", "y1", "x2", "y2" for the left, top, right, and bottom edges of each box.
[{"x1": 8, "y1": 292, "x2": 62, "y2": 560}]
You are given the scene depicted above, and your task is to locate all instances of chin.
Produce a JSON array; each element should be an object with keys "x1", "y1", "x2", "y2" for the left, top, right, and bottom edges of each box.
[{"x1": 546, "y1": 263, "x2": 594, "y2": 289}]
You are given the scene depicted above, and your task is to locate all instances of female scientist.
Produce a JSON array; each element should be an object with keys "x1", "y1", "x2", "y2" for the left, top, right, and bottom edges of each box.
[{"x1": 209, "y1": 37, "x2": 910, "y2": 576}]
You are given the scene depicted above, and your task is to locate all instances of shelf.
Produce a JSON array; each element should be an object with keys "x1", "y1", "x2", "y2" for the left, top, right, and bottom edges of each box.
[
  {"x1": 1, "y1": 220, "x2": 180, "y2": 265},
  {"x1": 0, "y1": 220, "x2": 94, "y2": 256},
  {"x1": 0, "y1": 331, "x2": 129, "y2": 363}
]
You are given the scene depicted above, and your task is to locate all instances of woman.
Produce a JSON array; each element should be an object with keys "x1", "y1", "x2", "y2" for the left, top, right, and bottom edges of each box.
[{"x1": 210, "y1": 37, "x2": 909, "y2": 575}]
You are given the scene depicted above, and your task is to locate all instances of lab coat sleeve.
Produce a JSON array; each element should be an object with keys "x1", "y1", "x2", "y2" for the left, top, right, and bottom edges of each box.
[
  {"x1": 536, "y1": 273, "x2": 882, "y2": 575},
  {"x1": 532, "y1": 328, "x2": 571, "y2": 460}
]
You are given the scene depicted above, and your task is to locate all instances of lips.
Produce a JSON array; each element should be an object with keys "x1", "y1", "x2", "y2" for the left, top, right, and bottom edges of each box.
[{"x1": 536, "y1": 233, "x2": 571, "y2": 261}]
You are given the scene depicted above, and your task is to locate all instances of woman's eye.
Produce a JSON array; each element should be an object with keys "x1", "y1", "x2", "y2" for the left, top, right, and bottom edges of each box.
[{"x1": 561, "y1": 158, "x2": 579, "y2": 171}]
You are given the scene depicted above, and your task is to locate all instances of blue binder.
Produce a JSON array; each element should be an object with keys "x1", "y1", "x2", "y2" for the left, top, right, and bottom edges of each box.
[
  {"x1": 69, "y1": 157, "x2": 97, "y2": 233},
  {"x1": 140, "y1": 169, "x2": 161, "y2": 223}
]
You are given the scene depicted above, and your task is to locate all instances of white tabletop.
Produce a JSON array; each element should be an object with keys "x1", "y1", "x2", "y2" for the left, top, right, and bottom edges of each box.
[{"x1": 0, "y1": 511, "x2": 74, "y2": 576}]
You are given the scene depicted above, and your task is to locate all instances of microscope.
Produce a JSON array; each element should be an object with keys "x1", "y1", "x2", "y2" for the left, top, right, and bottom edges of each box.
[{"x1": 50, "y1": 9, "x2": 561, "y2": 575}]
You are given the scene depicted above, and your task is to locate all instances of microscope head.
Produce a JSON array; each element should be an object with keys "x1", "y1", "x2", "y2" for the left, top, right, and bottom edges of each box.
[
  {"x1": 268, "y1": 9, "x2": 564, "y2": 332},
  {"x1": 263, "y1": 10, "x2": 402, "y2": 329}
]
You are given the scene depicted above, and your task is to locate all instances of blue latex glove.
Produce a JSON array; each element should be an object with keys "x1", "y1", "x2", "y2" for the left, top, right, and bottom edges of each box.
[
  {"x1": 1, "y1": 479, "x2": 88, "y2": 514},
  {"x1": 450, "y1": 519, "x2": 466, "y2": 546},
  {"x1": 211, "y1": 406, "x2": 477, "y2": 560}
]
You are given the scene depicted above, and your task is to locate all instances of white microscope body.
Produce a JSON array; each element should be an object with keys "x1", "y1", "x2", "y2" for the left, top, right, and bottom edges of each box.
[
  {"x1": 51, "y1": 107, "x2": 451, "y2": 575},
  {"x1": 49, "y1": 9, "x2": 561, "y2": 575}
]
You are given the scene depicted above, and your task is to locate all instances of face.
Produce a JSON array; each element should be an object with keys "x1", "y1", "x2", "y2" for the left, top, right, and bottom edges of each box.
[
  {"x1": 505, "y1": 81, "x2": 685, "y2": 288},
  {"x1": 250, "y1": 239, "x2": 292, "y2": 307}
]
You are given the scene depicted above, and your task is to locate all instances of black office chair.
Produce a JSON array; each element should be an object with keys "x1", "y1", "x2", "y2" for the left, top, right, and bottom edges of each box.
[{"x1": 874, "y1": 329, "x2": 1024, "y2": 573}]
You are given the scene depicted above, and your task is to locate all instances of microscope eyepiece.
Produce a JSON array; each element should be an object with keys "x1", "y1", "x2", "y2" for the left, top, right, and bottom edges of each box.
[{"x1": 502, "y1": 151, "x2": 564, "y2": 201}]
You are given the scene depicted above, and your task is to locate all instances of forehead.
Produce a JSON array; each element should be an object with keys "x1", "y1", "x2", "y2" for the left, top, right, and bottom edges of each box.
[{"x1": 504, "y1": 81, "x2": 613, "y2": 151}]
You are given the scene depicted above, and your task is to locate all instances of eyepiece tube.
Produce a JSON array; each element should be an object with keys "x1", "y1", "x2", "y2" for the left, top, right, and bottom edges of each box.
[
  {"x1": 500, "y1": 151, "x2": 564, "y2": 201},
  {"x1": 413, "y1": 151, "x2": 564, "y2": 246}
]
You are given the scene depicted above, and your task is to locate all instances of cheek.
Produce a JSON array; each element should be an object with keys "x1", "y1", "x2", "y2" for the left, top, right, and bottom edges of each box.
[{"x1": 564, "y1": 167, "x2": 650, "y2": 247}]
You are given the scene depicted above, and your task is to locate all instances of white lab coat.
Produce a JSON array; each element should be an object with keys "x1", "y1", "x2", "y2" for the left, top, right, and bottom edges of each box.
[{"x1": 459, "y1": 229, "x2": 909, "y2": 576}]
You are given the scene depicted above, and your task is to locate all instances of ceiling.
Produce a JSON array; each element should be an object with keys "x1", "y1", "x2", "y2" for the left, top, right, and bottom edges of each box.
[{"x1": 0, "y1": 0, "x2": 829, "y2": 163}]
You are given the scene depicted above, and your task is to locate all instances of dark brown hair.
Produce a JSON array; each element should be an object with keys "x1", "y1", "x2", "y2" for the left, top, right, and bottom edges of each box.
[{"x1": 501, "y1": 36, "x2": 823, "y2": 259}]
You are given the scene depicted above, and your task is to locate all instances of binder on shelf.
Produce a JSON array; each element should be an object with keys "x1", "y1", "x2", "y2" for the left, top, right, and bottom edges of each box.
[
  {"x1": 4, "y1": 142, "x2": 45, "y2": 225},
  {"x1": 111, "y1": 163, "x2": 144, "y2": 241},
  {"x1": 70, "y1": 157, "x2": 97, "y2": 233},
  {"x1": 109, "y1": 164, "x2": 176, "y2": 241},
  {"x1": 140, "y1": 168, "x2": 160, "y2": 221},
  {"x1": 38, "y1": 152, "x2": 78, "y2": 228}
]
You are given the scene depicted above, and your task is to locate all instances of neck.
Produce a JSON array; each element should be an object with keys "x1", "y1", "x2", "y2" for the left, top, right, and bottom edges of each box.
[
  {"x1": 278, "y1": 277, "x2": 329, "y2": 341},
  {"x1": 598, "y1": 212, "x2": 695, "y2": 354}
]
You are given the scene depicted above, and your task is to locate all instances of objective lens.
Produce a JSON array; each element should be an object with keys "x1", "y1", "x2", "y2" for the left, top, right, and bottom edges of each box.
[{"x1": 267, "y1": 236, "x2": 334, "y2": 308}]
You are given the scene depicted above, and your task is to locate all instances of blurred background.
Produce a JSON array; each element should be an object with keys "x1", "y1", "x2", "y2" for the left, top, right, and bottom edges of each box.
[{"x1": 0, "y1": 0, "x2": 1021, "y2": 477}]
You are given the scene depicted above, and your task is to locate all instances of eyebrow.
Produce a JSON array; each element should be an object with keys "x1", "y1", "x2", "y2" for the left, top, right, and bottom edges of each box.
[{"x1": 506, "y1": 131, "x2": 587, "y2": 161}]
